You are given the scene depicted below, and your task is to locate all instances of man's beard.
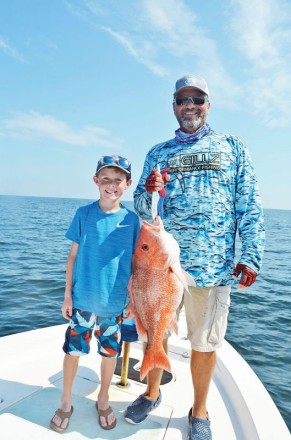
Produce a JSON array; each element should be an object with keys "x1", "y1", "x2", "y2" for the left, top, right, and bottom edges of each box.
[{"x1": 175, "y1": 111, "x2": 207, "y2": 132}]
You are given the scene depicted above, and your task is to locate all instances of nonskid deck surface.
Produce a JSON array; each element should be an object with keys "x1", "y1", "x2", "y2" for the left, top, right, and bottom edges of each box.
[
  {"x1": 0, "y1": 324, "x2": 189, "y2": 440},
  {"x1": 0, "y1": 319, "x2": 290, "y2": 439}
]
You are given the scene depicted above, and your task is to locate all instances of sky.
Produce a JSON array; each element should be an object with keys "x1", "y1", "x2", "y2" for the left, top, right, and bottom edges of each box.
[{"x1": 1, "y1": 0, "x2": 291, "y2": 209}]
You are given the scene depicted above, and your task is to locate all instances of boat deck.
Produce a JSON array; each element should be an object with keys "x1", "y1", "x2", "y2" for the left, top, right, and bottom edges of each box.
[{"x1": 0, "y1": 317, "x2": 290, "y2": 439}]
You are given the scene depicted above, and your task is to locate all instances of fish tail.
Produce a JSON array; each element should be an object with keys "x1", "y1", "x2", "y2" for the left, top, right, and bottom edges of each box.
[{"x1": 140, "y1": 346, "x2": 171, "y2": 381}]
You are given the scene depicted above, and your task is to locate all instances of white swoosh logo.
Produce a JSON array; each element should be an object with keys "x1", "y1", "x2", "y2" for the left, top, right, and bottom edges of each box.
[{"x1": 117, "y1": 223, "x2": 130, "y2": 228}]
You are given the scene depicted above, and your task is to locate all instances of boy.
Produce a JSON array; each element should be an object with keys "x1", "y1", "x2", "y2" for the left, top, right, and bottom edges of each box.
[{"x1": 50, "y1": 155, "x2": 140, "y2": 432}]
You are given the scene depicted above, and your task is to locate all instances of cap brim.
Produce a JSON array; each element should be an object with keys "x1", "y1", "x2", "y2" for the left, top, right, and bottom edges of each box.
[
  {"x1": 174, "y1": 86, "x2": 208, "y2": 96},
  {"x1": 96, "y1": 164, "x2": 131, "y2": 175}
]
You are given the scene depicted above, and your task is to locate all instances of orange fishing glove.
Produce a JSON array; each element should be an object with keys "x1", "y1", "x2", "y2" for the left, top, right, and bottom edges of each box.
[
  {"x1": 145, "y1": 168, "x2": 170, "y2": 197},
  {"x1": 233, "y1": 263, "x2": 257, "y2": 288}
]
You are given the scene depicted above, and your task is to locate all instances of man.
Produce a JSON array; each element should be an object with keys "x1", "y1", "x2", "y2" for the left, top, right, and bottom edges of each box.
[{"x1": 124, "y1": 75, "x2": 265, "y2": 440}]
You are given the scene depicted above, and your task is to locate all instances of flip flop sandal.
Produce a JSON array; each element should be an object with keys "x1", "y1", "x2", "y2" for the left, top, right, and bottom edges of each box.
[
  {"x1": 50, "y1": 406, "x2": 74, "y2": 433},
  {"x1": 96, "y1": 403, "x2": 117, "y2": 430}
]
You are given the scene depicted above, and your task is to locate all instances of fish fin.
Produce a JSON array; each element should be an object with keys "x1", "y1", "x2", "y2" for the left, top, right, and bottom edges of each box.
[
  {"x1": 140, "y1": 346, "x2": 171, "y2": 381},
  {"x1": 128, "y1": 276, "x2": 134, "y2": 297},
  {"x1": 168, "y1": 314, "x2": 178, "y2": 335},
  {"x1": 169, "y1": 264, "x2": 192, "y2": 292},
  {"x1": 182, "y1": 269, "x2": 196, "y2": 287},
  {"x1": 135, "y1": 315, "x2": 148, "y2": 342}
]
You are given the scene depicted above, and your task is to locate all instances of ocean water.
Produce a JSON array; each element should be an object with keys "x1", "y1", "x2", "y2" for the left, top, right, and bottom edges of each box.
[{"x1": 0, "y1": 195, "x2": 290, "y2": 431}]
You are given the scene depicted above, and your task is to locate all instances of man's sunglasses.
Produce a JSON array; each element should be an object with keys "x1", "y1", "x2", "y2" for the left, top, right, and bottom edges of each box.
[{"x1": 174, "y1": 96, "x2": 208, "y2": 106}]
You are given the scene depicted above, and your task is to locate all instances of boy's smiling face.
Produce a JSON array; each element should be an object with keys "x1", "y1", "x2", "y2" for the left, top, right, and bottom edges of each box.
[{"x1": 93, "y1": 166, "x2": 131, "y2": 202}]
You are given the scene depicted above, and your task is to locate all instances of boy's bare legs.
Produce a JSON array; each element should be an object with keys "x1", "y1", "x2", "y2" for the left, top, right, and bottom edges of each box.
[
  {"x1": 190, "y1": 350, "x2": 216, "y2": 418},
  {"x1": 97, "y1": 356, "x2": 117, "y2": 428},
  {"x1": 52, "y1": 354, "x2": 79, "y2": 429}
]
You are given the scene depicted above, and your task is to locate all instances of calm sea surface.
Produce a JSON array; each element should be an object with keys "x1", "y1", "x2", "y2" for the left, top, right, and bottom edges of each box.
[{"x1": 0, "y1": 195, "x2": 290, "y2": 430}]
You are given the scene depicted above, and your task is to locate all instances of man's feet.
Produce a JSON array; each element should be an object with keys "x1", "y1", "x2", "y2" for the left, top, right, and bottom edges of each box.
[
  {"x1": 96, "y1": 403, "x2": 117, "y2": 430},
  {"x1": 188, "y1": 408, "x2": 212, "y2": 440},
  {"x1": 50, "y1": 406, "x2": 74, "y2": 433},
  {"x1": 124, "y1": 390, "x2": 161, "y2": 424}
]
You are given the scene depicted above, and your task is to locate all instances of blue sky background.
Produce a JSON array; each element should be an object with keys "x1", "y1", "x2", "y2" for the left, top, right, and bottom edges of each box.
[{"x1": 1, "y1": 0, "x2": 291, "y2": 209}]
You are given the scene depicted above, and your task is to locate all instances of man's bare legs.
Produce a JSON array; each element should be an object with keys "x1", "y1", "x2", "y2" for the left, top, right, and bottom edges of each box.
[
  {"x1": 143, "y1": 339, "x2": 168, "y2": 400},
  {"x1": 124, "y1": 338, "x2": 167, "y2": 424},
  {"x1": 190, "y1": 350, "x2": 216, "y2": 418},
  {"x1": 143, "y1": 342, "x2": 216, "y2": 418}
]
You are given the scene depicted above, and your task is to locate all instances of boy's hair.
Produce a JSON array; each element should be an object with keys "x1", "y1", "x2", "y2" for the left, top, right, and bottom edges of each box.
[{"x1": 95, "y1": 155, "x2": 131, "y2": 180}]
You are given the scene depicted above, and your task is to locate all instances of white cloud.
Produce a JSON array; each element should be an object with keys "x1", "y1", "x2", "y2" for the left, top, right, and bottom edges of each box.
[
  {"x1": 68, "y1": 0, "x2": 241, "y2": 105},
  {"x1": 138, "y1": 0, "x2": 241, "y2": 103},
  {"x1": 227, "y1": 0, "x2": 291, "y2": 126},
  {"x1": 101, "y1": 26, "x2": 168, "y2": 76},
  {"x1": 0, "y1": 38, "x2": 25, "y2": 62},
  {"x1": 66, "y1": 0, "x2": 291, "y2": 123},
  {"x1": 0, "y1": 111, "x2": 123, "y2": 148}
]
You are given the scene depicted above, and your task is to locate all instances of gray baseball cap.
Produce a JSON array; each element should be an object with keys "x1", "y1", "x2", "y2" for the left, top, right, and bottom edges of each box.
[
  {"x1": 95, "y1": 155, "x2": 131, "y2": 176},
  {"x1": 174, "y1": 75, "x2": 209, "y2": 96}
]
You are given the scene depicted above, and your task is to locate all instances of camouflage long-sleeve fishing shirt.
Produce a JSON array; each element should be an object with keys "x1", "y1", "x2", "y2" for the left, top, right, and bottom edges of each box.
[{"x1": 134, "y1": 130, "x2": 265, "y2": 287}]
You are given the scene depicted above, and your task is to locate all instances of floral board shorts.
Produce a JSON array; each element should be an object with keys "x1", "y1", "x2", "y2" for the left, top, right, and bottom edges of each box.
[{"x1": 63, "y1": 308, "x2": 123, "y2": 358}]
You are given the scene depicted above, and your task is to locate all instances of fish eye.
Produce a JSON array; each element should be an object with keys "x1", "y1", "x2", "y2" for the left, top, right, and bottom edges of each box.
[{"x1": 141, "y1": 244, "x2": 149, "y2": 251}]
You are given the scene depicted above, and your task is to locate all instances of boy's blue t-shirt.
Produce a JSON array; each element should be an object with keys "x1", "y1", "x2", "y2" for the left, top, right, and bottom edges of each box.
[{"x1": 65, "y1": 201, "x2": 140, "y2": 317}]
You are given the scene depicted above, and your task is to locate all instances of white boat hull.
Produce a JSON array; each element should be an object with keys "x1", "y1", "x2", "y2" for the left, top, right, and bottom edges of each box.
[{"x1": 0, "y1": 319, "x2": 290, "y2": 439}]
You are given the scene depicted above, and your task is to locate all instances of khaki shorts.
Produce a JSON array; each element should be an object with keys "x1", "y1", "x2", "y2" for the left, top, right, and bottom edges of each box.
[{"x1": 181, "y1": 285, "x2": 231, "y2": 352}]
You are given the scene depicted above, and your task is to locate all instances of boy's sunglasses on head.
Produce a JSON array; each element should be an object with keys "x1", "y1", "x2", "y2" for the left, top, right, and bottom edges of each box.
[
  {"x1": 174, "y1": 95, "x2": 208, "y2": 106},
  {"x1": 100, "y1": 156, "x2": 130, "y2": 169}
]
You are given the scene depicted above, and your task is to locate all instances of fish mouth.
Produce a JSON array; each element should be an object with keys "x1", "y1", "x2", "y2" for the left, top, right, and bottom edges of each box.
[{"x1": 142, "y1": 216, "x2": 164, "y2": 232}]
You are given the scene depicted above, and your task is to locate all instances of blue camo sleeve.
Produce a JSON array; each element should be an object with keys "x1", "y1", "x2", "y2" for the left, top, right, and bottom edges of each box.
[{"x1": 234, "y1": 137, "x2": 265, "y2": 273}]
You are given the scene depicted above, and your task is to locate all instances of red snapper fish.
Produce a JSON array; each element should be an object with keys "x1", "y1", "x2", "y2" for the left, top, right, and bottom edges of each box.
[{"x1": 128, "y1": 216, "x2": 194, "y2": 381}]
